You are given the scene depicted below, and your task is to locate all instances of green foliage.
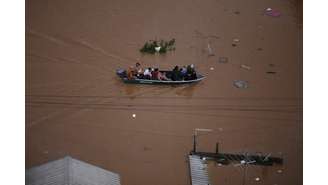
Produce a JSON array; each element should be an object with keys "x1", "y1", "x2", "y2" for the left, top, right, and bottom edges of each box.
[{"x1": 140, "y1": 39, "x2": 176, "y2": 54}]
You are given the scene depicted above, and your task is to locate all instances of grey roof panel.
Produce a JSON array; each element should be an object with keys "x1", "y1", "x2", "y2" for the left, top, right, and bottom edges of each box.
[
  {"x1": 26, "y1": 156, "x2": 120, "y2": 185},
  {"x1": 189, "y1": 155, "x2": 211, "y2": 185}
]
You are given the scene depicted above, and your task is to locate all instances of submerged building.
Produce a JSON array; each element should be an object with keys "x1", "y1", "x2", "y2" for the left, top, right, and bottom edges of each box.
[{"x1": 26, "y1": 156, "x2": 121, "y2": 185}]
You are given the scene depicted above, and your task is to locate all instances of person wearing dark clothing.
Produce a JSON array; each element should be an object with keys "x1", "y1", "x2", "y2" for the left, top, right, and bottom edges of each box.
[
  {"x1": 185, "y1": 64, "x2": 197, "y2": 80},
  {"x1": 171, "y1": 66, "x2": 181, "y2": 81}
]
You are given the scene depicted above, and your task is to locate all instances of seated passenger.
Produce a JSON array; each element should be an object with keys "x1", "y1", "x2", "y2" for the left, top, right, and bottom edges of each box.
[
  {"x1": 180, "y1": 66, "x2": 187, "y2": 80},
  {"x1": 171, "y1": 66, "x2": 181, "y2": 81},
  {"x1": 151, "y1": 68, "x2": 159, "y2": 80},
  {"x1": 127, "y1": 66, "x2": 136, "y2": 80},
  {"x1": 185, "y1": 64, "x2": 197, "y2": 80},
  {"x1": 191, "y1": 71, "x2": 197, "y2": 80},
  {"x1": 143, "y1": 67, "x2": 152, "y2": 79},
  {"x1": 152, "y1": 68, "x2": 169, "y2": 81},
  {"x1": 158, "y1": 71, "x2": 170, "y2": 81},
  {"x1": 135, "y1": 62, "x2": 144, "y2": 78}
]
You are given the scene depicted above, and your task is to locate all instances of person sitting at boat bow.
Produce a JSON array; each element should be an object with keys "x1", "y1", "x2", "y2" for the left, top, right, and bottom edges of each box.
[{"x1": 127, "y1": 66, "x2": 136, "y2": 80}]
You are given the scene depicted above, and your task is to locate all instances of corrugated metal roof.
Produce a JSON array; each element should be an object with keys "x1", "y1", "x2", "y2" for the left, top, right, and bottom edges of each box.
[
  {"x1": 189, "y1": 155, "x2": 211, "y2": 185},
  {"x1": 26, "y1": 156, "x2": 120, "y2": 185}
]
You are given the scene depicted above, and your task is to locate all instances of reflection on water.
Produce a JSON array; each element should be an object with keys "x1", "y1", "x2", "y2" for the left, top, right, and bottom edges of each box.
[
  {"x1": 119, "y1": 82, "x2": 202, "y2": 99},
  {"x1": 174, "y1": 83, "x2": 198, "y2": 98}
]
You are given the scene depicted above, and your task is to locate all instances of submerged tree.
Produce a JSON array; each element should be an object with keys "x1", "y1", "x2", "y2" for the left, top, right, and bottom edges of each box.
[{"x1": 140, "y1": 38, "x2": 176, "y2": 54}]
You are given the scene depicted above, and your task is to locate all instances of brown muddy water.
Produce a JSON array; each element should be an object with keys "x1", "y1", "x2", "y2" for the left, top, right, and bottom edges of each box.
[{"x1": 26, "y1": 0, "x2": 302, "y2": 184}]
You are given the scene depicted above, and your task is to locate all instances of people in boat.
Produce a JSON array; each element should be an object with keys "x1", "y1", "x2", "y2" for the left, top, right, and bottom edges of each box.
[
  {"x1": 152, "y1": 68, "x2": 169, "y2": 81},
  {"x1": 180, "y1": 66, "x2": 187, "y2": 80},
  {"x1": 135, "y1": 62, "x2": 144, "y2": 78},
  {"x1": 127, "y1": 66, "x2": 136, "y2": 80},
  {"x1": 171, "y1": 65, "x2": 181, "y2": 81},
  {"x1": 185, "y1": 64, "x2": 197, "y2": 80},
  {"x1": 143, "y1": 67, "x2": 152, "y2": 79}
]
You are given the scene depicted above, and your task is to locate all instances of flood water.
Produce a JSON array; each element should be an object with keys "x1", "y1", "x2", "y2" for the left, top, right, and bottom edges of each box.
[{"x1": 26, "y1": 0, "x2": 302, "y2": 184}]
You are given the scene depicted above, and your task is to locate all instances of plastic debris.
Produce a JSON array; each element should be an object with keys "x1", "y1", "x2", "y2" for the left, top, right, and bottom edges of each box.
[
  {"x1": 155, "y1": 46, "x2": 161, "y2": 52},
  {"x1": 254, "y1": 177, "x2": 261, "y2": 182},
  {"x1": 207, "y1": 43, "x2": 215, "y2": 56},
  {"x1": 241, "y1": 64, "x2": 251, "y2": 70},
  {"x1": 265, "y1": 8, "x2": 281, "y2": 17},
  {"x1": 277, "y1": 169, "x2": 283, "y2": 174},
  {"x1": 218, "y1": 57, "x2": 228, "y2": 63},
  {"x1": 233, "y1": 38, "x2": 240, "y2": 43},
  {"x1": 233, "y1": 80, "x2": 249, "y2": 88},
  {"x1": 132, "y1": 114, "x2": 136, "y2": 118},
  {"x1": 232, "y1": 38, "x2": 240, "y2": 47},
  {"x1": 210, "y1": 67, "x2": 214, "y2": 70}
]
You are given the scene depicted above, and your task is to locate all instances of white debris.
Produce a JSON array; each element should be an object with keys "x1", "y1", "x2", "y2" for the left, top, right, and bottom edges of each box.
[
  {"x1": 233, "y1": 38, "x2": 240, "y2": 43},
  {"x1": 218, "y1": 57, "x2": 228, "y2": 63},
  {"x1": 233, "y1": 80, "x2": 249, "y2": 88},
  {"x1": 254, "y1": 177, "x2": 261, "y2": 182},
  {"x1": 207, "y1": 43, "x2": 215, "y2": 56},
  {"x1": 132, "y1": 114, "x2": 136, "y2": 118},
  {"x1": 277, "y1": 169, "x2": 283, "y2": 174},
  {"x1": 155, "y1": 46, "x2": 161, "y2": 52},
  {"x1": 241, "y1": 64, "x2": 251, "y2": 70},
  {"x1": 210, "y1": 67, "x2": 214, "y2": 70}
]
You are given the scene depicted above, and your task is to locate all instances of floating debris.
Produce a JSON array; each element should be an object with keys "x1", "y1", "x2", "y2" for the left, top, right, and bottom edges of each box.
[
  {"x1": 233, "y1": 38, "x2": 240, "y2": 43},
  {"x1": 233, "y1": 80, "x2": 249, "y2": 88},
  {"x1": 277, "y1": 169, "x2": 283, "y2": 174},
  {"x1": 210, "y1": 67, "x2": 215, "y2": 70},
  {"x1": 257, "y1": 47, "x2": 263, "y2": 51},
  {"x1": 132, "y1": 114, "x2": 136, "y2": 118},
  {"x1": 218, "y1": 57, "x2": 228, "y2": 63},
  {"x1": 232, "y1": 38, "x2": 240, "y2": 47},
  {"x1": 265, "y1": 8, "x2": 281, "y2": 17},
  {"x1": 234, "y1": 11, "x2": 240, "y2": 15},
  {"x1": 241, "y1": 64, "x2": 251, "y2": 70},
  {"x1": 254, "y1": 177, "x2": 261, "y2": 182},
  {"x1": 266, "y1": 71, "x2": 277, "y2": 74},
  {"x1": 269, "y1": 63, "x2": 275, "y2": 67},
  {"x1": 207, "y1": 43, "x2": 215, "y2": 56}
]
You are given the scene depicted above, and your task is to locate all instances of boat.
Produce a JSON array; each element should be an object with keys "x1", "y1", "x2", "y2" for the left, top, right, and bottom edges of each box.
[{"x1": 116, "y1": 69, "x2": 205, "y2": 84}]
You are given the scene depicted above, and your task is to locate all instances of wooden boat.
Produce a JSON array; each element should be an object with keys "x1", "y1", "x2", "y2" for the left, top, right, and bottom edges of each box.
[{"x1": 116, "y1": 69, "x2": 205, "y2": 84}]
